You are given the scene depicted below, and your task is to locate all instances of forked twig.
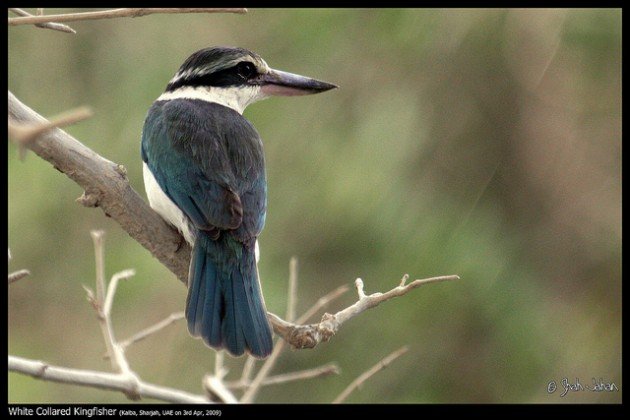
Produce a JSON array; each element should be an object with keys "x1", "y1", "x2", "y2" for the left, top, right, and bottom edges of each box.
[{"x1": 9, "y1": 8, "x2": 76, "y2": 33}]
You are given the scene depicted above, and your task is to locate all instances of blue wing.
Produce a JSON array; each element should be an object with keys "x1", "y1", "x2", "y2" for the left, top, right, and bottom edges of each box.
[{"x1": 141, "y1": 99, "x2": 267, "y2": 242}]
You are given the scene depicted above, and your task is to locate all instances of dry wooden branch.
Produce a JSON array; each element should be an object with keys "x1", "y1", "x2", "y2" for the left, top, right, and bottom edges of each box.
[
  {"x1": 8, "y1": 230, "x2": 222, "y2": 403},
  {"x1": 8, "y1": 8, "x2": 246, "y2": 26},
  {"x1": 87, "y1": 231, "x2": 140, "y2": 400},
  {"x1": 286, "y1": 257, "x2": 299, "y2": 322},
  {"x1": 271, "y1": 274, "x2": 459, "y2": 350},
  {"x1": 119, "y1": 312, "x2": 184, "y2": 352},
  {"x1": 8, "y1": 355, "x2": 209, "y2": 403},
  {"x1": 8, "y1": 269, "x2": 31, "y2": 284},
  {"x1": 8, "y1": 249, "x2": 31, "y2": 284},
  {"x1": 9, "y1": 8, "x2": 76, "y2": 33},
  {"x1": 239, "y1": 356, "x2": 257, "y2": 387}
]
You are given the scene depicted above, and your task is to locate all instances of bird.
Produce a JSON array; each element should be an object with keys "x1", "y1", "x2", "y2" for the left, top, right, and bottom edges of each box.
[{"x1": 141, "y1": 46, "x2": 337, "y2": 358}]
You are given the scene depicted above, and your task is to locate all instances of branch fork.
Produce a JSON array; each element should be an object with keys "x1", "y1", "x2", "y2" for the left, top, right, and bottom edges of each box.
[{"x1": 270, "y1": 274, "x2": 459, "y2": 350}]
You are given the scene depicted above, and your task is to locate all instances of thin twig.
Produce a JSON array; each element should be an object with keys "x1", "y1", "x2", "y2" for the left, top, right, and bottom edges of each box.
[
  {"x1": 333, "y1": 346, "x2": 409, "y2": 404},
  {"x1": 90, "y1": 230, "x2": 106, "y2": 309},
  {"x1": 295, "y1": 284, "x2": 350, "y2": 324},
  {"x1": 215, "y1": 351, "x2": 226, "y2": 380},
  {"x1": 9, "y1": 8, "x2": 76, "y2": 33},
  {"x1": 117, "y1": 312, "x2": 184, "y2": 352},
  {"x1": 286, "y1": 257, "x2": 298, "y2": 322},
  {"x1": 90, "y1": 230, "x2": 106, "y2": 312},
  {"x1": 355, "y1": 278, "x2": 367, "y2": 299},
  {"x1": 8, "y1": 106, "x2": 93, "y2": 143},
  {"x1": 88, "y1": 231, "x2": 141, "y2": 400},
  {"x1": 8, "y1": 106, "x2": 92, "y2": 160},
  {"x1": 8, "y1": 8, "x2": 247, "y2": 26},
  {"x1": 203, "y1": 375, "x2": 238, "y2": 403},
  {"x1": 104, "y1": 269, "x2": 135, "y2": 316},
  {"x1": 227, "y1": 363, "x2": 340, "y2": 389},
  {"x1": 8, "y1": 269, "x2": 31, "y2": 284},
  {"x1": 240, "y1": 356, "x2": 256, "y2": 387},
  {"x1": 8, "y1": 355, "x2": 209, "y2": 403}
]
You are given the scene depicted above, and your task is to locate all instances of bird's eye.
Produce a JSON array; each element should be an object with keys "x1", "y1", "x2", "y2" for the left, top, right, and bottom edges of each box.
[{"x1": 236, "y1": 62, "x2": 257, "y2": 80}]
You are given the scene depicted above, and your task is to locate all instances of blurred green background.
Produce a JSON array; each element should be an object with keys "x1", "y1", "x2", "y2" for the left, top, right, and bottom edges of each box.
[{"x1": 8, "y1": 8, "x2": 621, "y2": 403}]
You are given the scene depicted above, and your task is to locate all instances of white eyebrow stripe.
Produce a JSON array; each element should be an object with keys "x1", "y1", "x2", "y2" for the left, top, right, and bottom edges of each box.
[{"x1": 168, "y1": 57, "x2": 271, "y2": 85}]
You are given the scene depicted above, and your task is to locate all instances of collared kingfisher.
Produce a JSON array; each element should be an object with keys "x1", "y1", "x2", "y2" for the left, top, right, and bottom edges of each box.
[{"x1": 141, "y1": 46, "x2": 336, "y2": 358}]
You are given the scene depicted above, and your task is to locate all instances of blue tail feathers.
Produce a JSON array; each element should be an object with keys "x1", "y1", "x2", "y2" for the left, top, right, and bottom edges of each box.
[{"x1": 186, "y1": 233, "x2": 273, "y2": 358}]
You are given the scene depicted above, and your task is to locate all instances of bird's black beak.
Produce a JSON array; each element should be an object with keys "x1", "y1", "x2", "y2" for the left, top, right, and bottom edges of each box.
[{"x1": 258, "y1": 68, "x2": 338, "y2": 96}]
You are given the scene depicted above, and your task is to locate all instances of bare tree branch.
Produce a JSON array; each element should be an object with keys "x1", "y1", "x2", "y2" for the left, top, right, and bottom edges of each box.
[
  {"x1": 8, "y1": 269, "x2": 31, "y2": 284},
  {"x1": 271, "y1": 274, "x2": 459, "y2": 350},
  {"x1": 117, "y1": 312, "x2": 184, "y2": 353},
  {"x1": 9, "y1": 8, "x2": 76, "y2": 33},
  {"x1": 8, "y1": 8, "x2": 247, "y2": 26},
  {"x1": 286, "y1": 256, "x2": 299, "y2": 322},
  {"x1": 333, "y1": 346, "x2": 409, "y2": 404},
  {"x1": 104, "y1": 269, "x2": 136, "y2": 316},
  {"x1": 91, "y1": 230, "x2": 106, "y2": 305},
  {"x1": 8, "y1": 248, "x2": 31, "y2": 284},
  {"x1": 9, "y1": 230, "x2": 223, "y2": 404},
  {"x1": 88, "y1": 230, "x2": 141, "y2": 400},
  {"x1": 8, "y1": 355, "x2": 210, "y2": 403}
]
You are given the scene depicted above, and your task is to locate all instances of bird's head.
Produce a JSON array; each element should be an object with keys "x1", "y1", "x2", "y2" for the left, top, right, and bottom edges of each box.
[{"x1": 163, "y1": 46, "x2": 337, "y2": 113}]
